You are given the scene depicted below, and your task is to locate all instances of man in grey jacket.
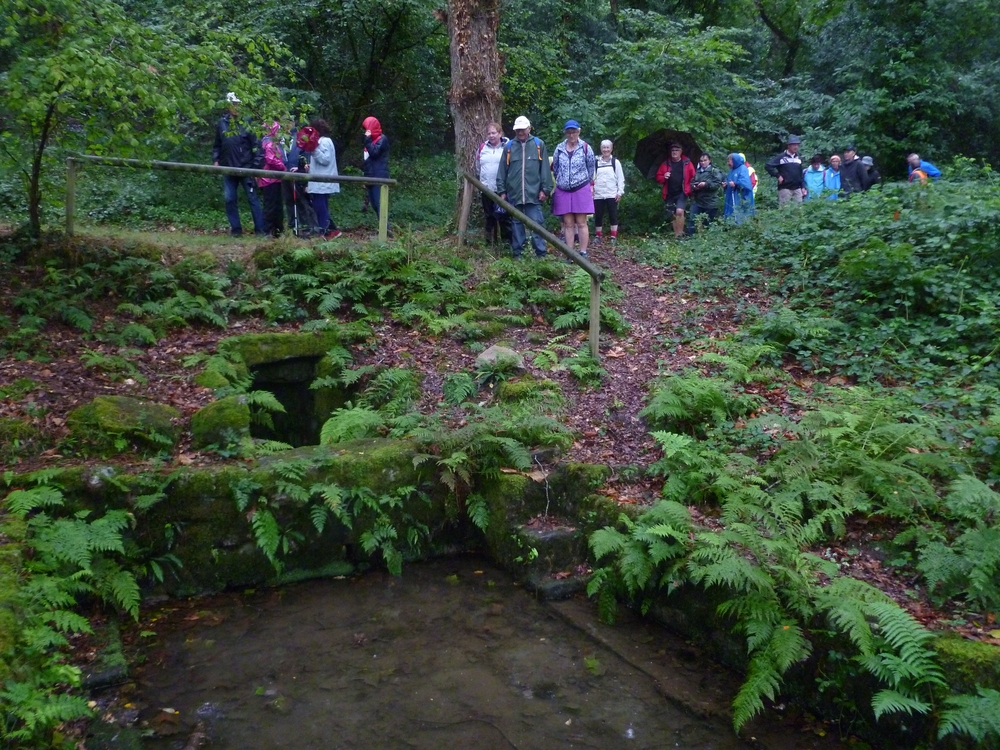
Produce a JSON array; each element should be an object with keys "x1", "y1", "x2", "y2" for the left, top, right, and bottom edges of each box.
[{"x1": 496, "y1": 116, "x2": 552, "y2": 258}]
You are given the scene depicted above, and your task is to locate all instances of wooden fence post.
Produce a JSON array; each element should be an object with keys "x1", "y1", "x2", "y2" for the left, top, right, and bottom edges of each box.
[
  {"x1": 589, "y1": 275, "x2": 601, "y2": 358},
  {"x1": 458, "y1": 177, "x2": 474, "y2": 245},
  {"x1": 378, "y1": 185, "x2": 390, "y2": 241}
]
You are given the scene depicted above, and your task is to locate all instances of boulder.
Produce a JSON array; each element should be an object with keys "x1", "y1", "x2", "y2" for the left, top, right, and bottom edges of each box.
[
  {"x1": 67, "y1": 396, "x2": 180, "y2": 454},
  {"x1": 190, "y1": 396, "x2": 251, "y2": 449}
]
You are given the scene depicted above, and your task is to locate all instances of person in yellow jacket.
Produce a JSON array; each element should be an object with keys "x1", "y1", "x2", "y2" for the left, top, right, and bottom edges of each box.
[{"x1": 739, "y1": 153, "x2": 758, "y2": 197}]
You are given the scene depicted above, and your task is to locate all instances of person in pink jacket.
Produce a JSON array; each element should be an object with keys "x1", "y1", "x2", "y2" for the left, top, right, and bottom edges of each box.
[{"x1": 259, "y1": 121, "x2": 287, "y2": 237}]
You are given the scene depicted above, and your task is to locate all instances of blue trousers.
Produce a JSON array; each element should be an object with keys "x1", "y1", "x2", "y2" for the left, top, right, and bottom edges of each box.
[
  {"x1": 222, "y1": 175, "x2": 264, "y2": 235},
  {"x1": 510, "y1": 202, "x2": 547, "y2": 257}
]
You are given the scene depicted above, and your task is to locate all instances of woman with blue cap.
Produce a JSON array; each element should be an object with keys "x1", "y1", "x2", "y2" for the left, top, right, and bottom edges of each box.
[{"x1": 551, "y1": 119, "x2": 596, "y2": 257}]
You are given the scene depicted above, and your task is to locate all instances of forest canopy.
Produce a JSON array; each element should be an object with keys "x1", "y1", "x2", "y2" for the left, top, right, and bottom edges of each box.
[{"x1": 2, "y1": 0, "x2": 999, "y2": 231}]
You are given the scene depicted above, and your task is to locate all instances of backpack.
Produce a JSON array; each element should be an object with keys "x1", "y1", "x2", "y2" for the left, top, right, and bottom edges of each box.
[
  {"x1": 296, "y1": 127, "x2": 320, "y2": 153},
  {"x1": 505, "y1": 136, "x2": 542, "y2": 165}
]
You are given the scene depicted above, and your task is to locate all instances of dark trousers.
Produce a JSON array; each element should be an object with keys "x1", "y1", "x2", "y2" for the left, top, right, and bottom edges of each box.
[
  {"x1": 222, "y1": 175, "x2": 264, "y2": 235},
  {"x1": 367, "y1": 185, "x2": 383, "y2": 223},
  {"x1": 481, "y1": 193, "x2": 512, "y2": 243},
  {"x1": 593, "y1": 198, "x2": 619, "y2": 231},
  {"x1": 687, "y1": 203, "x2": 719, "y2": 234},
  {"x1": 262, "y1": 183, "x2": 284, "y2": 237},
  {"x1": 309, "y1": 193, "x2": 337, "y2": 234}
]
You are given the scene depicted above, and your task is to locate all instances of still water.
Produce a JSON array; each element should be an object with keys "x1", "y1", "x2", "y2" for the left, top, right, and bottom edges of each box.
[{"x1": 135, "y1": 557, "x2": 831, "y2": 749}]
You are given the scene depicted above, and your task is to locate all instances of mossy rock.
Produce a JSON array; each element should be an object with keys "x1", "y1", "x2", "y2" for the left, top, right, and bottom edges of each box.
[
  {"x1": 495, "y1": 376, "x2": 562, "y2": 403},
  {"x1": 934, "y1": 634, "x2": 1000, "y2": 693},
  {"x1": 194, "y1": 369, "x2": 231, "y2": 389},
  {"x1": 190, "y1": 396, "x2": 251, "y2": 449},
  {"x1": 67, "y1": 396, "x2": 180, "y2": 455},
  {"x1": 219, "y1": 328, "x2": 370, "y2": 370},
  {"x1": 0, "y1": 417, "x2": 46, "y2": 462}
]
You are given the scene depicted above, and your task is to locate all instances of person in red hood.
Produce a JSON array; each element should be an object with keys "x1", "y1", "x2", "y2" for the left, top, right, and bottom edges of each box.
[
  {"x1": 362, "y1": 116, "x2": 390, "y2": 222},
  {"x1": 655, "y1": 144, "x2": 695, "y2": 239}
]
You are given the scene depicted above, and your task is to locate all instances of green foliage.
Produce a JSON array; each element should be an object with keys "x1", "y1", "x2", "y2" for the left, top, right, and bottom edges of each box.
[
  {"x1": 938, "y1": 687, "x2": 1000, "y2": 744},
  {"x1": 0, "y1": 0, "x2": 292, "y2": 233},
  {"x1": 641, "y1": 372, "x2": 761, "y2": 438},
  {"x1": 551, "y1": 268, "x2": 630, "y2": 334},
  {"x1": 0, "y1": 476, "x2": 146, "y2": 743}
]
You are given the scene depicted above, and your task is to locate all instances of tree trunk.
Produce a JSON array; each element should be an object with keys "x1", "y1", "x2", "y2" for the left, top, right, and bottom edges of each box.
[{"x1": 446, "y1": 0, "x2": 503, "y2": 222}]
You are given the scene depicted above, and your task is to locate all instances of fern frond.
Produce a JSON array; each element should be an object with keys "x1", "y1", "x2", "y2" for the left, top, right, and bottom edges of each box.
[
  {"x1": 938, "y1": 687, "x2": 1000, "y2": 741},
  {"x1": 870, "y1": 689, "x2": 932, "y2": 720},
  {"x1": 320, "y1": 405, "x2": 386, "y2": 444}
]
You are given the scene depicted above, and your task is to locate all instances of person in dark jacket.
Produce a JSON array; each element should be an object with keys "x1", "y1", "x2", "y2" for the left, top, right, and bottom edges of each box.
[
  {"x1": 861, "y1": 156, "x2": 881, "y2": 190},
  {"x1": 839, "y1": 146, "x2": 869, "y2": 195},
  {"x1": 362, "y1": 116, "x2": 390, "y2": 223},
  {"x1": 687, "y1": 153, "x2": 724, "y2": 234},
  {"x1": 212, "y1": 93, "x2": 265, "y2": 236},
  {"x1": 496, "y1": 115, "x2": 552, "y2": 258},
  {"x1": 765, "y1": 135, "x2": 805, "y2": 206}
]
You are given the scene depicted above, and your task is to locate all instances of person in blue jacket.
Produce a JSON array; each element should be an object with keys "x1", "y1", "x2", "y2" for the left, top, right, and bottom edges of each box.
[
  {"x1": 907, "y1": 153, "x2": 941, "y2": 181},
  {"x1": 724, "y1": 153, "x2": 754, "y2": 223},
  {"x1": 802, "y1": 154, "x2": 826, "y2": 201}
]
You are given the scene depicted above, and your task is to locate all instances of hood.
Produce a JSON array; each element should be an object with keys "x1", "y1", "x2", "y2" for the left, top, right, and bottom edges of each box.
[
  {"x1": 363, "y1": 117, "x2": 383, "y2": 141},
  {"x1": 266, "y1": 121, "x2": 281, "y2": 138},
  {"x1": 729, "y1": 153, "x2": 745, "y2": 169}
]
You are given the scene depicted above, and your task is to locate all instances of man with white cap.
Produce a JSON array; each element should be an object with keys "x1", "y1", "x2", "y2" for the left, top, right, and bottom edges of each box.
[
  {"x1": 212, "y1": 92, "x2": 265, "y2": 236},
  {"x1": 495, "y1": 116, "x2": 552, "y2": 258}
]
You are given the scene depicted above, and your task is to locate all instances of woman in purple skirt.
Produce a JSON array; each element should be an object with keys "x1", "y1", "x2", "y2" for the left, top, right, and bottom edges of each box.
[{"x1": 551, "y1": 120, "x2": 597, "y2": 257}]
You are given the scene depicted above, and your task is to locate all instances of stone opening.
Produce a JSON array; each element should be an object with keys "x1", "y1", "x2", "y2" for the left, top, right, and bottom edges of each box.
[{"x1": 249, "y1": 357, "x2": 348, "y2": 447}]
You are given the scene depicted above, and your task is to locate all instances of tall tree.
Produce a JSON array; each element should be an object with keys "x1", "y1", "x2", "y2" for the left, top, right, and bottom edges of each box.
[
  {"x1": 444, "y1": 0, "x2": 503, "y2": 210},
  {"x1": 0, "y1": 0, "x2": 289, "y2": 235}
]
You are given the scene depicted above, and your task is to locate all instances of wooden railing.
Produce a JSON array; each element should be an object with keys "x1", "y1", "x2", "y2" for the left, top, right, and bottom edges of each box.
[
  {"x1": 458, "y1": 171, "x2": 605, "y2": 359},
  {"x1": 65, "y1": 156, "x2": 395, "y2": 241}
]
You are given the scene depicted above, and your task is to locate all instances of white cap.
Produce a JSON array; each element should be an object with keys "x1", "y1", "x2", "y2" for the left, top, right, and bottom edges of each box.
[
  {"x1": 226, "y1": 92, "x2": 241, "y2": 104},
  {"x1": 513, "y1": 116, "x2": 530, "y2": 130}
]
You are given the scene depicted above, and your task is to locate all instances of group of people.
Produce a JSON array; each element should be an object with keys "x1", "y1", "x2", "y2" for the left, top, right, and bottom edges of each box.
[
  {"x1": 479, "y1": 117, "x2": 625, "y2": 259},
  {"x1": 212, "y1": 92, "x2": 390, "y2": 238},
  {"x1": 653, "y1": 147, "x2": 758, "y2": 236}
]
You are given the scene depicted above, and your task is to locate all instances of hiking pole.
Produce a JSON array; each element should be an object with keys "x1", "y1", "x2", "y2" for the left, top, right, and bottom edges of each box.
[{"x1": 292, "y1": 181, "x2": 299, "y2": 236}]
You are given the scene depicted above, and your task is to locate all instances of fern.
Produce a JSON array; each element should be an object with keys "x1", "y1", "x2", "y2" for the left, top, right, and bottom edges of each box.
[
  {"x1": 442, "y1": 372, "x2": 477, "y2": 406},
  {"x1": 251, "y1": 508, "x2": 282, "y2": 570},
  {"x1": 320, "y1": 404, "x2": 386, "y2": 443},
  {"x1": 938, "y1": 687, "x2": 1000, "y2": 742},
  {"x1": 465, "y1": 493, "x2": 490, "y2": 531}
]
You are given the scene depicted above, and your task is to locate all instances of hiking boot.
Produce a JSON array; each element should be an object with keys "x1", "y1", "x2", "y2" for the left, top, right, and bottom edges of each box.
[
  {"x1": 593, "y1": 235, "x2": 602, "y2": 245},
  {"x1": 324, "y1": 229, "x2": 343, "y2": 239}
]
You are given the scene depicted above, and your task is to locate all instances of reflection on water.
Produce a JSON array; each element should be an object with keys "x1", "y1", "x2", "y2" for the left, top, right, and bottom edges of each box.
[{"x1": 137, "y1": 558, "x2": 751, "y2": 749}]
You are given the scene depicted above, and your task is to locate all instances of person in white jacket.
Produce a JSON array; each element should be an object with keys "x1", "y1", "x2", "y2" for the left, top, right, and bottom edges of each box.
[
  {"x1": 592, "y1": 140, "x2": 625, "y2": 244},
  {"x1": 476, "y1": 122, "x2": 511, "y2": 245},
  {"x1": 305, "y1": 119, "x2": 342, "y2": 239}
]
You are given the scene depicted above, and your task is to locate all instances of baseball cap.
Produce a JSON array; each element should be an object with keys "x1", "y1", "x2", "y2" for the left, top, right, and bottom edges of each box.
[
  {"x1": 513, "y1": 116, "x2": 531, "y2": 130},
  {"x1": 564, "y1": 119, "x2": 580, "y2": 130},
  {"x1": 861, "y1": 156, "x2": 874, "y2": 166},
  {"x1": 844, "y1": 145, "x2": 857, "y2": 152},
  {"x1": 226, "y1": 92, "x2": 241, "y2": 104},
  {"x1": 786, "y1": 135, "x2": 801, "y2": 145}
]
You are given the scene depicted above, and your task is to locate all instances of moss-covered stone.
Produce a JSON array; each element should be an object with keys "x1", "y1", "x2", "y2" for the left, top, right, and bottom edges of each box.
[
  {"x1": 194, "y1": 369, "x2": 231, "y2": 389},
  {"x1": 0, "y1": 417, "x2": 46, "y2": 462},
  {"x1": 190, "y1": 396, "x2": 251, "y2": 449},
  {"x1": 66, "y1": 396, "x2": 181, "y2": 455},
  {"x1": 495, "y1": 376, "x2": 562, "y2": 403},
  {"x1": 220, "y1": 332, "x2": 340, "y2": 368},
  {"x1": 934, "y1": 634, "x2": 1000, "y2": 693}
]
